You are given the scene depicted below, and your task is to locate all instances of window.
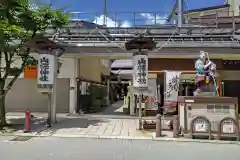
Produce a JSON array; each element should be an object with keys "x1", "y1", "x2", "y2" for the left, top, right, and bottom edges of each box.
[
  {"x1": 222, "y1": 105, "x2": 230, "y2": 113},
  {"x1": 206, "y1": 104, "x2": 230, "y2": 113},
  {"x1": 207, "y1": 105, "x2": 214, "y2": 112}
]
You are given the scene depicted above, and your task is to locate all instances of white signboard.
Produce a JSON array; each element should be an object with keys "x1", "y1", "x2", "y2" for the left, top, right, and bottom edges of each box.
[
  {"x1": 164, "y1": 71, "x2": 181, "y2": 102},
  {"x1": 148, "y1": 78, "x2": 158, "y2": 108},
  {"x1": 132, "y1": 54, "x2": 148, "y2": 89},
  {"x1": 37, "y1": 54, "x2": 55, "y2": 85},
  {"x1": 195, "y1": 123, "x2": 207, "y2": 132},
  {"x1": 222, "y1": 124, "x2": 234, "y2": 133}
]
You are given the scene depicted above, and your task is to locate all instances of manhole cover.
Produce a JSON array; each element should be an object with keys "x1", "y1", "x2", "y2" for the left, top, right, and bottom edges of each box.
[{"x1": 9, "y1": 136, "x2": 34, "y2": 142}]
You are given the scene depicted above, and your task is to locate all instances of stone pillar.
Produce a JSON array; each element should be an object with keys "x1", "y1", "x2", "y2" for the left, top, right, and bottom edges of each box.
[
  {"x1": 107, "y1": 77, "x2": 110, "y2": 106},
  {"x1": 51, "y1": 54, "x2": 58, "y2": 123},
  {"x1": 138, "y1": 95, "x2": 143, "y2": 130},
  {"x1": 156, "y1": 114, "x2": 162, "y2": 137},
  {"x1": 173, "y1": 115, "x2": 180, "y2": 138},
  {"x1": 69, "y1": 58, "x2": 80, "y2": 115}
]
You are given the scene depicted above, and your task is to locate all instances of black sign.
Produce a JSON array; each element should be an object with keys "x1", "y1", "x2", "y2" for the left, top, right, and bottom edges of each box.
[
  {"x1": 136, "y1": 58, "x2": 147, "y2": 84},
  {"x1": 39, "y1": 57, "x2": 49, "y2": 82}
]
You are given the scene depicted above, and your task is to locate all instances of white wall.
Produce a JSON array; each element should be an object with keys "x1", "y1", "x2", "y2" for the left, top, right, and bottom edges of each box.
[
  {"x1": 58, "y1": 57, "x2": 79, "y2": 114},
  {"x1": 6, "y1": 78, "x2": 70, "y2": 113},
  {"x1": 227, "y1": 0, "x2": 240, "y2": 16},
  {"x1": 2, "y1": 54, "x2": 78, "y2": 113}
]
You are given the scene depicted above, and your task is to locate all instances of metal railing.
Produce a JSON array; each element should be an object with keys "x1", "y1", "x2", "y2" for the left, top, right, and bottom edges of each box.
[
  {"x1": 69, "y1": 12, "x2": 171, "y2": 27},
  {"x1": 42, "y1": 10, "x2": 240, "y2": 48},
  {"x1": 69, "y1": 10, "x2": 240, "y2": 29}
]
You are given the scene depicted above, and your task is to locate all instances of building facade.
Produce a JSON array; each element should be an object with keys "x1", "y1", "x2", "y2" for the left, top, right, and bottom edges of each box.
[
  {"x1": 4, "y1": 53, "x2": 110, "y2": 113},
  {"x1": 167, "y1": 0, "x2": 240, "y2": 25},
  {"x1": 148, "y1": 58, "x2": 240, "y2": 107}
]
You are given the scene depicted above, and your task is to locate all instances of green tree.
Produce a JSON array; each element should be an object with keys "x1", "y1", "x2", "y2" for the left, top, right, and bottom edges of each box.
[{"x1": 0, "y1": 0, "x2": 69, "y2": 126}]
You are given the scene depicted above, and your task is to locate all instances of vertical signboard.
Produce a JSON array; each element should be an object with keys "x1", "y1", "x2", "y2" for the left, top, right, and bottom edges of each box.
[
  {"x1": 37, "y1": 54, "x2": 55, "y2": 88},
  {"x1": 164, "y1": 71, "x2": 181, "y2": 113},
  {"x1": 132, "y1": 52, "x2": 148, "y2": 89},
  {"x1": 147, "y1": 78, "x2": 158, "y2": 109}
]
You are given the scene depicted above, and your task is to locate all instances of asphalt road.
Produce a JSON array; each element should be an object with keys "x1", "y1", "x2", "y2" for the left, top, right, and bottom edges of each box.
[{"x1": 0, "y1": 136, "x2": 240, "y2": 160}]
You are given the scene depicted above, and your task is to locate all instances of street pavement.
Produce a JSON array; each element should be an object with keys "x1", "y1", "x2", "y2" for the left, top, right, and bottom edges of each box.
[
  {"x1": 4, "y1": 113, "x2": 173, "y2": 139},
  {"x1": 37, "y1": 116, "x2": 153, "y2": 138},
  {"x1": 2, "y1": 101, "x2": 239, "y2": 147},
  {"x1": 3, "y1": 101, "x2": 171, "y2": 138},
  {"x1": 0, "y1": 136, "x2": 240, "y2": 160}
]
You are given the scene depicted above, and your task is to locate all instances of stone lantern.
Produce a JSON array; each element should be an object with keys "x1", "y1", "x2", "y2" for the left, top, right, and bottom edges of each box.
[{"x1": 125, "y1": 35, "x2": 156, "y2": 130}]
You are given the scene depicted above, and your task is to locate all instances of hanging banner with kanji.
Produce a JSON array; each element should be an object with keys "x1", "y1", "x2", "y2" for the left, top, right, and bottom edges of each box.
[
  {"x1": 132, "y1": 53, "x2": 148, "y2": 89},
  {"x1": 164, "y1": 70, "x2": 181, "y2": 113},
  {"x1": 37, "y1": 54, "x2": 55, "y2": 85}
]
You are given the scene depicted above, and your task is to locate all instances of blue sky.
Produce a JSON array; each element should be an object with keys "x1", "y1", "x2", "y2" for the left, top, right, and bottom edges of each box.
[
  {"x1": 36, "y1": 0, "x2": 226, "y2": 27},
  {"x1": 51, "y1": 0, "x2": 225, "y2": 12}
]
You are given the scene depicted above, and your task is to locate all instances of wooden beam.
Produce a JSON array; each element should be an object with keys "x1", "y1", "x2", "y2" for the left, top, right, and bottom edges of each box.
[{"x1": 149, "y1": 70, "x2": 196, "y2": 74}]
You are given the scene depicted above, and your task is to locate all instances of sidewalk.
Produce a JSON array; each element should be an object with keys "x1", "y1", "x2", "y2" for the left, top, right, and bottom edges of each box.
[
  {"x1": 36, "y1": 116, "x2": 155, "y2": 138},
  {"x1": 0, "y1": 112, "x2": 68, "y2": 135},
  {"x1": 2, "y1": 111, "x2": 154, "y2": 138},
  {"x1": 2, "y1": 113, "x2": 240, "y2": 145}
]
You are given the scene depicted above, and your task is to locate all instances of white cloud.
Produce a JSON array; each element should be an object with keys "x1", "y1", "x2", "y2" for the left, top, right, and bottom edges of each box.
[
  {"x1": 93, "y1": 15, "x2": 132, "y2": 27},
  {"x1": 140, "y1": 13, "x2": 167, "y2": 25},
  {"x1": 120, "y1": 20, "x2": 132, "y2": 28}
]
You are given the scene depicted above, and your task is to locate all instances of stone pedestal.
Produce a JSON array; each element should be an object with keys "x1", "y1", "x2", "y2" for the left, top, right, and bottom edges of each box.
[{"x1": 194, "y1": 82, "x2": 217, "y2": 97}]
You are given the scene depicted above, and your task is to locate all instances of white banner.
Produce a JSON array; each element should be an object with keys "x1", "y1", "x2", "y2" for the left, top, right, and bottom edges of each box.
[
  {"x1": 164, "y1": 71, "x2": 181, "y2": 102},
  {"x1": 148, "y1": 78, "x2": 158, "y2": 108},
  {"x1": 37, "y1": 54, "x2": 55, "y2": 85},
  {"x1": 132, "y1": 54, "x2": 148, "y2": 89}
]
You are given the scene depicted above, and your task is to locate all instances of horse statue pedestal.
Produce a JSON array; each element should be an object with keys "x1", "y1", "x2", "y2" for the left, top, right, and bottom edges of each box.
[
  {"x1": 194, "y1": 75, "x2": 218, "y2": 97},
  {"x1": 194, "y1": 90, "x2": 216, "y2": 97}
]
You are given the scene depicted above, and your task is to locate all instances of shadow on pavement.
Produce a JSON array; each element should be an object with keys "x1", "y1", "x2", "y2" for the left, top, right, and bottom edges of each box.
[
  {"x1": 0, "y1": 116, "x2": 46, "y2": 133},
  {"x1": 37, "y1": 117, "x2": 110, "y2": 135},
  {"x1": 93, "y1": 100, "x2": 128, "y2": 116}
]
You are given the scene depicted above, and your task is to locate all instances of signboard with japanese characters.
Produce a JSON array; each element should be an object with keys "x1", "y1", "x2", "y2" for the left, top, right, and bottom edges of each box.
[
  {"x1": 132, "y1": 53, "x2": 148, "y2": 89},
  {"x1": 24, "y1": 65, "x2": 37, "y2": 78},
  {"x1": 222, "y1": 124, "x2": 234, "y2": 134},
  {"x1": 164, "y1": 70, "x2": 181, "y2": 102},
  {"x1": 195, "y1": 123, "x2": 207, "y2": 132},
  {"x1": 37, "y1": 54, "x2": 54, "y2": 86}
]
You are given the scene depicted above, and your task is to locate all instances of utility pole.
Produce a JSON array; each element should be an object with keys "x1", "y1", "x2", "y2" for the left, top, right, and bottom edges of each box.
[
  {"x1": 177, "y1": 0, "x2": 184, "y2": 27},
  {"x1": 103, "y1": 0, "x2": 107, "y2": 26},
  {"x1": 25, "y1": 37, "x2": 64, "y2": 127},
  {"x1": 51, "y1": 53, "x2": 58, "y2": 123},
  {"x1": 51, "y1": 49, "x2": 63, "y2": 123}
]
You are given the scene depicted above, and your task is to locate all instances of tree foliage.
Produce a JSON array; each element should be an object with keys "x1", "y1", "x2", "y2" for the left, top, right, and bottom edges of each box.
[{"x1": 0, "y1": 0, "x2": 69, "y2": 125}]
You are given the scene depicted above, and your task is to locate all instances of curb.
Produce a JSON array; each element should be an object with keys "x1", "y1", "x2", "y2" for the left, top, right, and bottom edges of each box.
[
  {"x1": 51, "y1": 134, "x2": 152, "y2": 140},
  {"x1": 152, "y1": 137, "x2": 240, "y2": 145},
  {"x1": 1, "y1": 132, "x2": 240, "y2": 145},
  {"x1": 0, "y1": 132, "x2": 46, "y2": 137}
]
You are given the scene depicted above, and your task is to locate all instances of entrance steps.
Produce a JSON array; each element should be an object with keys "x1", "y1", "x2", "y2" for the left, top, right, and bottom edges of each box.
[{"x1": 142, "y1": 115, "x2": 173, "y2": 130}]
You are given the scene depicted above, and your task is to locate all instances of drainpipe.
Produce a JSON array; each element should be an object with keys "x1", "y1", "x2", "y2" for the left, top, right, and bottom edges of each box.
[{"x1": 177, "y1": 0, "x2": 184, "y2": 28}]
